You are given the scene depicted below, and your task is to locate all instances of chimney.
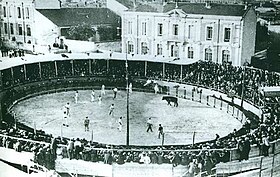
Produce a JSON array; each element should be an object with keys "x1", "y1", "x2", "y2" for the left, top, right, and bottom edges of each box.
[{"x1": 205, "y1": 1, "x2": 211, "y2": 9}]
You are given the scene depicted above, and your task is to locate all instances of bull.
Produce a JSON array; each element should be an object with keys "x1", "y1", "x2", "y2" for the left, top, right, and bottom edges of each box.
[{"x1": 162, "y1": 96, "x2": 178, "y2": 107}]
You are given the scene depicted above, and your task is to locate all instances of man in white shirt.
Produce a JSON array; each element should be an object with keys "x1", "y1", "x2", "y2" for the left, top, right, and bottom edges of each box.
[
  {"x1": 101, "y1": 85, "x2": 105, "y2": 96},
  {"x1": 91, "y1": 89, "x2": 95, "y2": 102},
  {"x1": 113, "y1": 87, "x2": 118, "y2": 100},
  {"x1": 75, "y1": 91, "x2": 79, "y2": 103}
]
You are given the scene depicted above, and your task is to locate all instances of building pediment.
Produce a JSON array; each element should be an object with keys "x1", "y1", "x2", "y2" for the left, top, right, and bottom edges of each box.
[{"x1": 166, "y1": 9, "x2": 187, "y2": 18}]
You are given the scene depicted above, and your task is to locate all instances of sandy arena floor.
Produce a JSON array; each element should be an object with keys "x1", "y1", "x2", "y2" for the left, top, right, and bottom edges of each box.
[{"x1": 11, "y1": 90, "x2": 242, "y2": 146}]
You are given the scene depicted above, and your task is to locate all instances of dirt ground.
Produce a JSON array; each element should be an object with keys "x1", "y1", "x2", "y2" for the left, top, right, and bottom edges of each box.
[{"x1": 11, "y1": 90, "x2": 242, "y2": 146}]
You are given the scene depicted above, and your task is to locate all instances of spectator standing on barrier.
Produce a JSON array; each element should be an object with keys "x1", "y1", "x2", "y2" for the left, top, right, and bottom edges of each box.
[
  {"x1": 237, "y1": 138, "x2": 244, "y2": 161},
  {"x1": 74, "y1": 138, "x2": 82, "y2": 159},
  {"x1": 101, "y1": 85, "x2": 106, "y2": 96},
  {"x1": 158, "y1": 124, "x2": 164, "y2": 139},
  {"x1": 50, "y1": 137, "x2": 58, "y2": 159},
  {"x1": 147, "y1": 118, "x2": 153, "y2": 132},
  {"x1": 75, "y1": 91, "x2": 79, "y2": 103},
  {"x1": 243, "y1": 137, "x2": 251, "y2": 160},
  {"x1": 113, "y1": 87, "x2": 118, "y2": 100},
  {"x1": 84, "y1": 117, "x2": 90, "y2": 132},
  {"x1": 67, "y1": 139, "x2": 74, "y2": 159},
  {"x1": 261, "y1": 134, "x2": 270, "y2": 156},
  {"x1": 188, "y1": 159, "x2": 196, "y2": 177},
  {"x1": 154, "y1": 83, "x2": 159, "y2": 94},
  {"x1": 91, "y1": 89, "x2": 95, "y2": 102}
]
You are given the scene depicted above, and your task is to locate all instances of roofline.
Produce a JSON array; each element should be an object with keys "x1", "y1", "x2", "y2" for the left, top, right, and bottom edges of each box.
[
  {"x1": 123, "y1": 10, "x2": 244, "y2": 19},
  {"x1": 241, "y1": 6, "x2": 257, "y2": 20}
]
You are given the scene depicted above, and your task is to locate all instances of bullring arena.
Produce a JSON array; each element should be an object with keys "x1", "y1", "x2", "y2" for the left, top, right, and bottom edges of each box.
[
  {"x1": 11, "y1": 87, "x2": 242, "y2": 146},
  {"x1": 0, "y1": 53, "x2": 280, "y2": 177}
]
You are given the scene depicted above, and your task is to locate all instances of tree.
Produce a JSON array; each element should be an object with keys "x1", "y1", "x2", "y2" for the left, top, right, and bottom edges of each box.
[
  {"x1": 67, "y1": 23, "x2": 96, "y2": 41},
  {"x1": 97, "y1": 26, "x2": 120, "y2": 41}
]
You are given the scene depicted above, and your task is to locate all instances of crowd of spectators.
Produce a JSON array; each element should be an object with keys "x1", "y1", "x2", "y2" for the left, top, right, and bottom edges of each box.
[
  {"x1": 1, "y1": 48, "x2": 25, "y2": 58},
  {"x1": 1, "y1": 59, "x2": 280, "y2": 175},
  {"x1": 0, "y1": 121, "x2": 56, "y2": 169}
]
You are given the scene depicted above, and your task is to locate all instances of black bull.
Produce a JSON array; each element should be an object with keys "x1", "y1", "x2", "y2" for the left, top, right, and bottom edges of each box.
[{"x1": 162, "y1": 96, "x2": 178, "y2": 107}]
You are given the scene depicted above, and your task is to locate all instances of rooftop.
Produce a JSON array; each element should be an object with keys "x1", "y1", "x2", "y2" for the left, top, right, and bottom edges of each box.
[
  {"x1": 37, "y1": 8, "x2": 121, "y2": 27},
  {"x1": 132, "y1": 3, "x2": 249, "y2": 16}
]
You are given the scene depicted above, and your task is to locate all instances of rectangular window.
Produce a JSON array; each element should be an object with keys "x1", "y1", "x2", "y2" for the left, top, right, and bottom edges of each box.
[
  {"x1": 158, "y1": 23, "x2": 163, "y2": 36},
  {"x1": 205, "y1": 48, "x2": 212, "y2": 61},
  {"x1": 17, "y1": 7, "x2": 21, "y2": 18},
  {"x1": 157, "y1": 44, "x2": 162, "y2": 55},
  {"x1": 128, "y1": 21, "x2": 132, "y2": 34},
  {"x1": 18, "y1": 24, "x2": 23, "y2": 35},
  {"x1": 188, "y1": 47, "x2": 194, "y2": 59},
  {"x1": 142, "y1": 22, "x2": 147, "y2": 35},
  {"x1": 171, "y1": 44, "x2": 179, "y2": 57},
  {"x1": 222, "y1": 50, "x2": 230, "y2": 62},
  {"x1": 206, "y1": 26, "x2": 213, "y2": 40},
  {"x1": 27, "y1": 25, "x2": 31, "y2": 36},
  {"x1": 10, "y1": 23, "x2": 14, "y2": 35},
  {"x1": 4, "y1": 23, "x2": 8, "y2": 34},
  {"x1": 128, "y1": 42, "x2": 134, "y2": 54},
  {"x1": 26, "y1": 7, "x2": 30, "y2": 19},
  {"x1": 3, "y1": 6, "x2": 7, "y2": 17},
  {"x1": 224, "y1": 28, "x2": 231, "y2": 42},
  {"x1": 173, "y1": 24, "x2": 178, "y2": 36}
]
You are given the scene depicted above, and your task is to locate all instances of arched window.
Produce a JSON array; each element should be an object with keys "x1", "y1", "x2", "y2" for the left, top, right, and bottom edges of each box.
[
  {"x1": 205, "y1": 48, "x2": 212, "y2": 61},
  {"x1": 171, "y1": 44, "x2": 179, "y2": 57},
  {"x1": 222, "y1": 50, "x2": 230, "y2": 63},
  {"x1": 157, "y1": 44, "x2": 162, "y2": 55},
  {"x1": 127, "y1": 41, "x2": 134, "y2": 54},
  {"x1": 141, "y1": 42, "x2": 148, "y2": 55}
]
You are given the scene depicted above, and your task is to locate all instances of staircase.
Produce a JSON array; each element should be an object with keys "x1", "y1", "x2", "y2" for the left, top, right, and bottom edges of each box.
[{"x1": 214, "y1": 152, "x2": 280, "y2": 177}]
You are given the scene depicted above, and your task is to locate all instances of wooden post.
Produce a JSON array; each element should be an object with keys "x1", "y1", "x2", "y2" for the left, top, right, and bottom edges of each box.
[
  {"x1": 162, "y1": 63, "x2": 165, "y2": 79},
  {"x1": 192, "y1": 131, "x2": 196, "y2": 146},
  {"x1": 89, "y1": 59, "x2": 92, "y2": 75},
  {"x1": 227, "y1": 103, "x2": 229, "y2": 113},
  {"x1": 180, "y1": 65, "x2": 183, "y2": 83},
  {"x1": 213, "y1": 96, "x2": 216, "y2": 108},
  {"x1": 38, "y1": 62, "x2": 42, "y2": 79},
  {"x1": 162, "y1": 133, "x2": 165, "y2": 147},
  {"x1": 54, "y1": 61, "x2": 58, "y2": 76}
]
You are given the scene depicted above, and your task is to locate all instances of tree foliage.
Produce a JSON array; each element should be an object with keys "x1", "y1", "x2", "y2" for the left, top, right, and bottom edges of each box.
[
  {"x1": 67, "y1": 24, "x2": 96, "y2": 41},
  {"x1": 97, "y1": 26, "x2": 120, "y2": 41}
]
